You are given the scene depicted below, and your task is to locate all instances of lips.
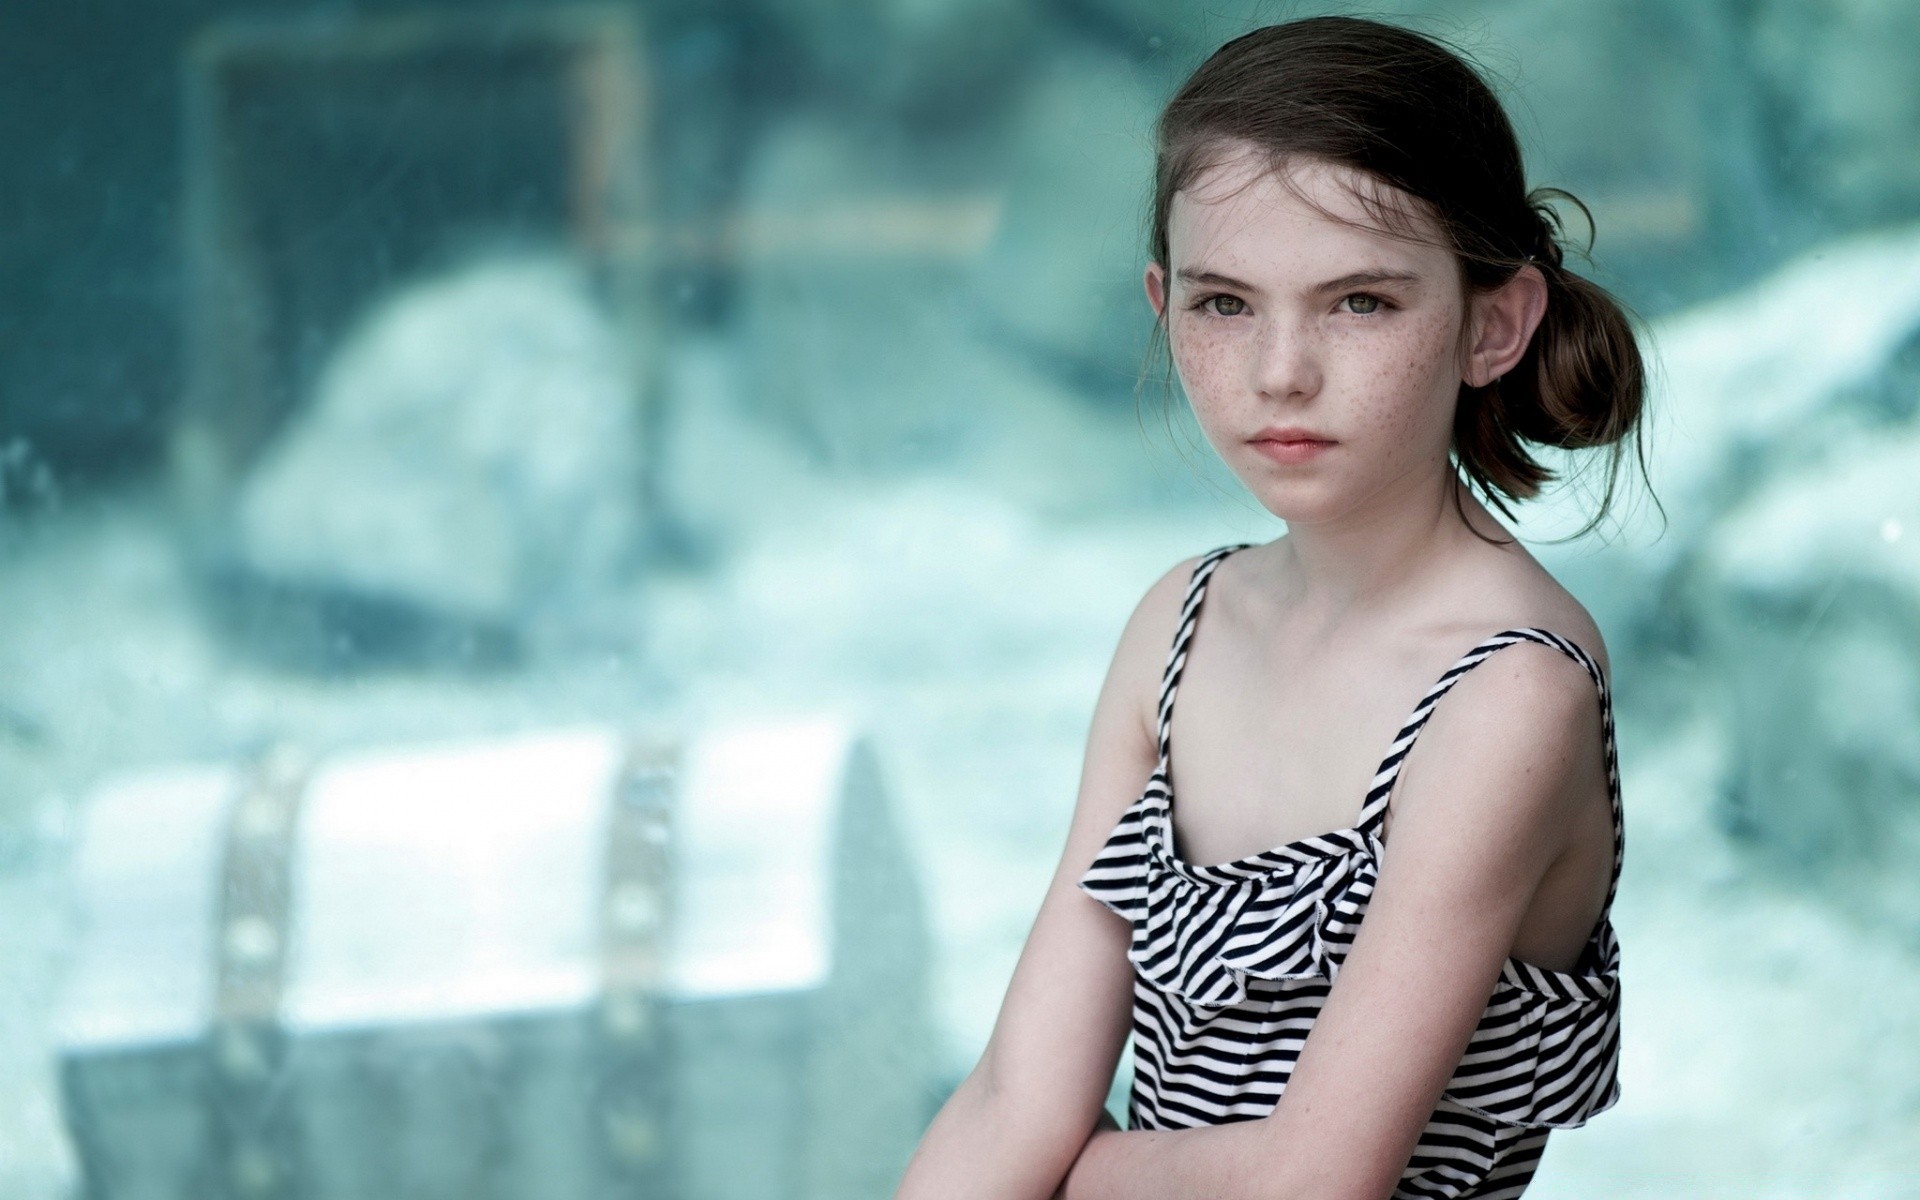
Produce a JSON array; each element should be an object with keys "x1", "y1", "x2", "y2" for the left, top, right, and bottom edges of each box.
[
  {"x1": 1249, "y1": 435, "x2": 1335, "y2": 465},
  {"x1": 1249, "y1": 425, "x2": 1335, "y2": 444}
]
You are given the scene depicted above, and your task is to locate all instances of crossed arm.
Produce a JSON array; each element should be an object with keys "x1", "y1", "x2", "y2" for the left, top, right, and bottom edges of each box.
[
  {"x1": 1044, "y1": 642, "x2": 1602, "y2": 1200},
  {"x1": 896, "y1": 560, "x2": 1604, "y2": 1200}
]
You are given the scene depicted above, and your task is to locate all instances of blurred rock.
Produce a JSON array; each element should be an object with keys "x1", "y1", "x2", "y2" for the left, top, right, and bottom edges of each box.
[
  {"x1": 1677, "y1": 420, "x2": 1920, "y2": 935},
  {"x1": 234, "y1": 253, "x2": 645, "y2": 640}
]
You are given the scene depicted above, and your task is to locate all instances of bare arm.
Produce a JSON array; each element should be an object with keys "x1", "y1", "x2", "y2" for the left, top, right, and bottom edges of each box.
[
  {"x1": 1050, "y1": 642, "x2": 1605, "y2": 1200},
  {"x1": 892, "y1": 557, "x2": 1202, "y2": 1200}
]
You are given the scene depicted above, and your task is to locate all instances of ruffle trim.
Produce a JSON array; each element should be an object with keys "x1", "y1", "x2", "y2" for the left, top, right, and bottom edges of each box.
[{"x1": 1076, "y1": 800, "x2": 1622, "y2": 1130}]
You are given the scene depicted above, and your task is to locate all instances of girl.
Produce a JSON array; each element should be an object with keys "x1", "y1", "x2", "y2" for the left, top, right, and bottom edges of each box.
[{"x1": 895, "y1": 14, "x2": 1646, "y2": 1200}]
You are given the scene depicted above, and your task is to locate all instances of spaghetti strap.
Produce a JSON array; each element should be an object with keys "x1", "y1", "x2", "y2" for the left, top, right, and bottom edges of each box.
[
  {"x1": 1354, "y1": 626, "x2": 1624, "y2": 912},
  {"x1": 1153, "y1": 543, "x2": 1255, "y2": 765}
]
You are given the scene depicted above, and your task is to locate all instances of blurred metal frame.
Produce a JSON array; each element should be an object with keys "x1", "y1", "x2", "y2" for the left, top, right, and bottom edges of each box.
[{"x1": 170, "y1": 5, "x2": 660, "y2": 566}]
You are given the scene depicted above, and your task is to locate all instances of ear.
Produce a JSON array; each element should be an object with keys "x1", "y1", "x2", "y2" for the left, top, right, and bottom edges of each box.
[
  {"x1": 1144, "y1": 261, "x2": 1169, "y2": 322},
  {"x1": 1464, "y1": 265, "x2": 1549, "y2": 387}
]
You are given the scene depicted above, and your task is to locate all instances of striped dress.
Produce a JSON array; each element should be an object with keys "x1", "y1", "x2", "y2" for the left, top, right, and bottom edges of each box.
[{"x1": 1077, "y1": 542, "x2": 1624, "y2": 1199}]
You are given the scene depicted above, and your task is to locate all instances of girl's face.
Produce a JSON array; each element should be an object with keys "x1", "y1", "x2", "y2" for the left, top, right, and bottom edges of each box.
[{"x1": 1145, "y1": 147, "x2": 1476, "y2": 527}]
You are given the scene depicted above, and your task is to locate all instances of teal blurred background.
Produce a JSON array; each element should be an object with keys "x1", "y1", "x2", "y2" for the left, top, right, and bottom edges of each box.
[{"x1": 2, "y1": 0, "x2": 1919, "y2": 1196}]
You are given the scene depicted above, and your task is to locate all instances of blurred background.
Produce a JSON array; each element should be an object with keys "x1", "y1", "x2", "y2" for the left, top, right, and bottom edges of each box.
[{"x1": 2, "y1": 0, "x2": 1919, "y2": 1196}]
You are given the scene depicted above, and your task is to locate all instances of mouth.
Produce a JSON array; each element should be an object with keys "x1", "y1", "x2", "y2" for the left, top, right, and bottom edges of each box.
[{"x1": 1249, "y1": 436, "x2": 1336, "y2": 464}]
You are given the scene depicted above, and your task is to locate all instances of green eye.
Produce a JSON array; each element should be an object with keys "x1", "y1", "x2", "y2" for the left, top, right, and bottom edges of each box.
[
  {"x1": 1205, "y1": 295, "x2": 1246, "y2": 316},
  {"x1": 1346, "y1": 294, "x2": 1381, "y2": 314}
]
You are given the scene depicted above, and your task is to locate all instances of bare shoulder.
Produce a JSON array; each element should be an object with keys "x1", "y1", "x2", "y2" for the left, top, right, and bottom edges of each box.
[
  {"x1": 1508, "y1": 577, "x2": 1614, "y2": 685},
  {"x1": 1438, "y1": 589, "x2": 1613, "y2": 740},
  {"x1": 1452, "y1": 635, "x2": 1607, "y2": 721},
  {"x1": 1049, "y1": 548, "x2": 1210, "y2": 863},
  {"x1": 1387, "y1": 573, "x2": 1616, "y2": 831},
  {"x1": 1452, "y1": 540, "x2": 1615, "y2": 683},
  {"x1": 1376, "y1": 632, "x2": 1610, "y2": 885},
  {"x1": 954, "y1": 550, "x2": 1217, "y2": 1128},
  {"x1": 1367, "y1": 548, "x2": 1614, "y2": 811},
  {"x1": 1103, "y1": 550, "x2": 1209, "y2": 750}
]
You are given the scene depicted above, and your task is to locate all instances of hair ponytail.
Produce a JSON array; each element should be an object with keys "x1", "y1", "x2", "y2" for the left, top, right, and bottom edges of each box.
[{"x1": 1452, "y1": 187, "x2": 1651, "y2": 540}]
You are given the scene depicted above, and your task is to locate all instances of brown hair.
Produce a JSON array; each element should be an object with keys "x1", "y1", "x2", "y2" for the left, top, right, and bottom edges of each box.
[{"x1": 1144, "y1": 14, "x2": 1657, "y2": 543}]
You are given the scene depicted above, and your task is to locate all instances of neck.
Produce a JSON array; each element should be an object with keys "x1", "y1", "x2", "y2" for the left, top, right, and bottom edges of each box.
[{"x1": 1275, "y1": 471, "x2": 1508, "y2": 620}]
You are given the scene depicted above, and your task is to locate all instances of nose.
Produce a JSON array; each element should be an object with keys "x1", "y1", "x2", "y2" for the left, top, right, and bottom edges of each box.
[{"x1": 1250, "y1": 315, "x2": 1322, "y2": 401}]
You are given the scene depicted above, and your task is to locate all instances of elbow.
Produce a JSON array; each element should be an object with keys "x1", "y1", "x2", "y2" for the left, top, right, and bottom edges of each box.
[
  {"x1": 1252, "y1": 1176, "x2": 1394, "y2": 1200},
  {"x1": 1241, "y1": 1138, "x2": 1400, "y2": 1200},
  {"x1": 896, "y1": 1060, "x2": 1099, "y2": 1200},
  {"x1": 956, "y1": 1052, "x2": 1087, "y2": 1145},
  {"x1": 975, "y1": 1044, "x2": 1021, "y2": 1113},
  {"x1": 975, "y1": 1044, "x2": 1105, "y2": 1133},
  {"x1": 1280, "y1": 1162, "x2": 1402, "y2": 1200}
]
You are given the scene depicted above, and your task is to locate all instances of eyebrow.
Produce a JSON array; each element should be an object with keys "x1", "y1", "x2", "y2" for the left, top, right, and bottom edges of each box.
[{"x1": 1175, "y1": 266, "x2": 1424, "y2": 295}]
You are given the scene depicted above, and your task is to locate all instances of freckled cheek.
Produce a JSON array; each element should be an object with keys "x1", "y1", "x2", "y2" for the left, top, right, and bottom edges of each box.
[
  {"x1": 1169, "y1": 322, "x2": 1238, "y2": 405},
  {"x1": 1399, "y1": 318, "x2": 1459, "y2": 390},
  {"x1": 1344, "y1": 320, "x2": 1458, "y2": 443}
]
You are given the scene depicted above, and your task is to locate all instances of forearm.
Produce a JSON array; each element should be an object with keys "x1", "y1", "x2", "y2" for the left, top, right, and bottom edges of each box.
[
  {"x1": 1055, "y1": 1113, "x2": 1302, "y2": 1200},
  {"x1": 894, "y1": 1069, "x2": 1094, "y2": 1200}
]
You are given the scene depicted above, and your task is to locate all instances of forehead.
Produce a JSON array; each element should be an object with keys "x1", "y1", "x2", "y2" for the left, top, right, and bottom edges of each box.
[{"x1": 1168, "y1": 147, "x2": 1447, "y2": 276}]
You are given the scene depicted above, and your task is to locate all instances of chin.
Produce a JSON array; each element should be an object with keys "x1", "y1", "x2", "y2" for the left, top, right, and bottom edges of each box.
[{"x1": 1239, "y1": 477, "x2": 1339, "y2": 524}]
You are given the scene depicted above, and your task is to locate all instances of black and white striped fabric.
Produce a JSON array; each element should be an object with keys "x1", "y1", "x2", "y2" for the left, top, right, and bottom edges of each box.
[{"x1": 1077, "y1": 542, "x2": 1624, "y2": 1199}]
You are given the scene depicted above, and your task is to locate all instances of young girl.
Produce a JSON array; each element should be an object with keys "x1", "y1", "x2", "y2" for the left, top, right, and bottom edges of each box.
[{"x1": 895, "y1": 15, "x2": 1645, "y2": 1200}]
